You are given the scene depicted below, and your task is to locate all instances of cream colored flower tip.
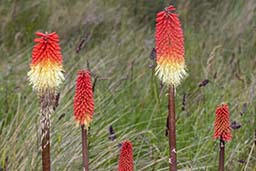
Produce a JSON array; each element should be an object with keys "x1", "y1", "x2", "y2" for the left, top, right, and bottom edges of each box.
[
  {"x1": 28, "y1": 65, "x2": 65, "y2": 93},
  {"x1": 155, "y1": 62, "x2": 187, "y2": 87}
]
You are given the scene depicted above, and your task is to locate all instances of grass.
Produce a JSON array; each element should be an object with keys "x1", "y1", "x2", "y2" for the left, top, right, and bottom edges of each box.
[{"x1": 0, "y1": 0, "x2": 256, "y2": 170}]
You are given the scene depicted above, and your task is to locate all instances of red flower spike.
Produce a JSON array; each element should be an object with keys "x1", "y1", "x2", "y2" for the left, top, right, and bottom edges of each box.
[
  {"x1": 74, "y1": 70, "x2": 94, "y2": 126},
  {"x1": 118, "y1": 141, "x2": 134, "y2": 171},
  {"x1": 31, "y1": 32, "x2": 62, "y2": 65},
  {"x1": 155, "y1": 5, "x2": 187, "y2": 86},
  {"x1": 213, "y1": 104, "x2": 232, "y2": 142},
  {"x1": 28, "y1": 32, "x2": 64, "y2": 93}
]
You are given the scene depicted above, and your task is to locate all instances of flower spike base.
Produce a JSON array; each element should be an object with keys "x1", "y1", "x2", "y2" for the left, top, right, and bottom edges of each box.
[{"x1": 168, "y1": 85, "x2": 177, "y2": 170}]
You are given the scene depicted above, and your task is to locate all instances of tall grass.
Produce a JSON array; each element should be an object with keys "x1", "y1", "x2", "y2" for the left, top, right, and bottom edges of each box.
[{"x1": 0, "y1": 0, "x2": 255, "y2": 170}]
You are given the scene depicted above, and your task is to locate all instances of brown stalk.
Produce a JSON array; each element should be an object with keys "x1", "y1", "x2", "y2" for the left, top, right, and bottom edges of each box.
[
  {"x1": 168, "y1": 85, "x2": 177, "y2": 171},
  {"x1": 81, "y1": 125, "x2": 89, "y2": 171},
  {"x1": 40, "y1": 91, "x2": 55, "y2": 171},
  {"x1": 42, "y1": 126, "x2": 51, "y2": 171},
  {"x1": 219, "y1": 139, "x2": 225, "y2": 171}
]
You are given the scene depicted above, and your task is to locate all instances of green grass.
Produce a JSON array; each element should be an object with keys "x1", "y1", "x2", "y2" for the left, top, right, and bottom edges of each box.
[{"x1": 0, "y1": 0, "x2": 255, "y2": 170}]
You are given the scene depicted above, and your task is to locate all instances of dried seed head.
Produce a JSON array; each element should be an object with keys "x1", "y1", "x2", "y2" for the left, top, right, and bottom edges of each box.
[{"x1": 108, "y1": 125, "x2": 116, "y2": 141}]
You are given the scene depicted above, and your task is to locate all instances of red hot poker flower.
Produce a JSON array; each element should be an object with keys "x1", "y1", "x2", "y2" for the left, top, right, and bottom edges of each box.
[
  {"x1": 213, "y1": 104, "x2": 232, "y2": 142},
  {"x1": 74, "y1": 70, "x2": 94, "y2": 127},
  {"x1": 155, "y1": 5, "x2": 187, "y2": 87},
  {"x1": 118, "y1": 141, "x2": 134, "y2": 171},
  {"x1": 28, "y1": 32, "x2": 64, "y2": 93}
]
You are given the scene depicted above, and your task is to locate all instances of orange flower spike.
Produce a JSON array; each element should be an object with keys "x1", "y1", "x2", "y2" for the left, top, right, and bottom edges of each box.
[
  {"x1": 28, "y1": 32, "x2": 64, "y2": 93},
  {"x1": 213, "y1": 104, "x2": 232, "y2": 142},
  {"x1": 74, "y1": 70, "x2": 94, "y2": 127},
  {"x1": 118, "y1": 141, "x2": 134, "y2": 171},
  {"x1": 155, "y1": 5, "x2": 187, "y2": 86}
]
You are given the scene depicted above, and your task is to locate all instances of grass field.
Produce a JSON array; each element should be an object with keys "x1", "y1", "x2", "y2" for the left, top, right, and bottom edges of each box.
[{"x1": 0, "y1": 0, "x2": 255, "y2": 170}]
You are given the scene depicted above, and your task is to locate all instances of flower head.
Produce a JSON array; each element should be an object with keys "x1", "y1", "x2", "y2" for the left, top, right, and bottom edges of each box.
[
  {"x1": 74, "y1": 70, "x2": 94, "y2": 127},
  {"x1": 28, "y1": 32, "x2": 64, "y2": 93},
  {"x1": 155, "y1": 5, "x2": 187, "y2": 87},
  {"x1": 213, "y1": 104, "x2": 232, "y2": 142},
  {"x1": 118, "y1": 141, "x2": 134, "y2": 171}
]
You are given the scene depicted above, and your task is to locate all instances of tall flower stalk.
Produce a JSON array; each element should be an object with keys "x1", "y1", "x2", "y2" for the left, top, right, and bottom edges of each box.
[
  {"x1": 155, "y1": 5, "x2": 187, "y2": 171},
  {"x1": 28, "y1": 32, "x2": 65, "y2": 171},
  {"x1": 118, "y1": 141, "x2": 134, "y2": 171},
  {"x1": 74, "y1": 70, "x2": 94, "y2": 171},
  {"x1": 213, "y1": 104, "x2": 232, "y2": 171}
]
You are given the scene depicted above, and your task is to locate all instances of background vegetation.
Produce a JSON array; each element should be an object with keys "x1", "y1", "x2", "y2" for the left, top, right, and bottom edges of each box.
[{"x1": 0, "y1": 0, "x2": 255, "y2": 170}]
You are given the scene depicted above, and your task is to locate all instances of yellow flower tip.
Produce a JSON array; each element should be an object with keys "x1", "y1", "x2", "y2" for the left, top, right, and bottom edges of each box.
[
  {"x1": 28, "y1": 62, "x2": 64, "y2": 93},
  {"x1": 155, "y1": 62, "x2": 187, "y2": 87},
  {"x1": 75, "y1": 115, "x2": 92, "y2": 129},
  {"x1": 82, "y1": 115, "x2": 92, "y2": 128}
]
